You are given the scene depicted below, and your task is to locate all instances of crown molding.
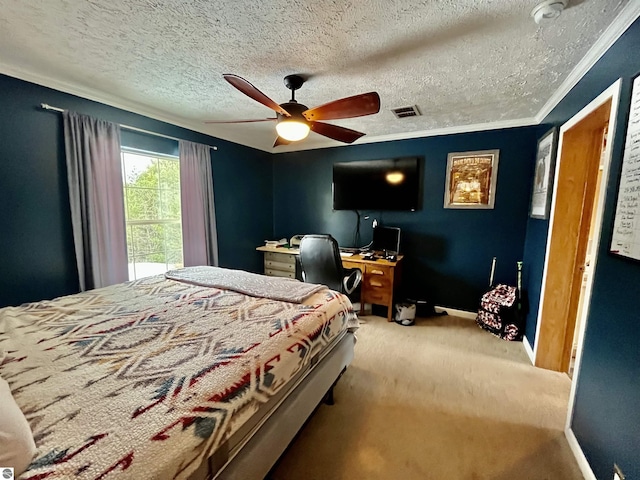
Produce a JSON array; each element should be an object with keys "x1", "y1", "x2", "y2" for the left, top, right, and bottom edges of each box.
[
  {"x1": 357, "y1": 117, "x2": 539, "y2": 145},
  {"x1": 271, "y1": 117, "x2": 539, "y2": 154},
  {"x1": 0, "y1": 64, "x2": 195, "y2": 131},
  {"x1": 0, "y1": 63, "x2": 277, "y2": 152},
  {"x1": 2, "y1": 60, "x2": 538, "y2": 153},
  {"x1": 535, "y1": 1, "x2": 640, "y2": 123},
  {"x1": 3, "y1": 1, "x2": 639, "y2": 155}
]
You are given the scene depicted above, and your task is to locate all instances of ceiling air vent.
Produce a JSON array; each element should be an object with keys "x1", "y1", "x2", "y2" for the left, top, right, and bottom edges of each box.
[{"x1": 391, "y1": 105, "x2": 421, "y2": 119}]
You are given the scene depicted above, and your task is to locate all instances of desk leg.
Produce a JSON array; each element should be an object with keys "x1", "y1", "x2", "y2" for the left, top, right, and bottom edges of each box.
[{"x1": 358, "y1": 302, "x2": 393, "y2": 321}]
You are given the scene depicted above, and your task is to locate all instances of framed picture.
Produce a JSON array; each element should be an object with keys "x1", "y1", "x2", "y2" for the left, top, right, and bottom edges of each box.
[
  {"x1": 530, "y1": 128, "x2": 558, "y2": 219},
  {"x1": 444, "y1": 149, "x2": 499, "y2": 209}
]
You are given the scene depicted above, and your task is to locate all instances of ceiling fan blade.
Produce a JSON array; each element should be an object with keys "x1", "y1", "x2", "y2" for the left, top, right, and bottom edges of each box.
[
  {"x1": 273, "y1": 136, "x2": 292, "y2": 147},
  {"x1": 223, "y1": 74, "x2": 290, "y2": 117},
  {"x1": 204, "y1": 118, "x2": 277, "y2": 124},
  {"x1": 303, "y1": 92, "x2": 380, "y2": 121},
  {"x1": 310, "y1": 122, "x2": 365, "y2": 144}
]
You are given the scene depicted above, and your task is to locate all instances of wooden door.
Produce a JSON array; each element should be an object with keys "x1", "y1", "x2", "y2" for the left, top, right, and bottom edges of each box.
[{"x1": 535, "y1": 101, "x2": 611, "y2": 372}]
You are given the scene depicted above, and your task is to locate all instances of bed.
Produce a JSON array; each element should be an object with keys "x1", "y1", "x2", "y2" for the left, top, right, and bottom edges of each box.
[{"x1": 0, "y1": 266, "x2": 357, "y2": 480}]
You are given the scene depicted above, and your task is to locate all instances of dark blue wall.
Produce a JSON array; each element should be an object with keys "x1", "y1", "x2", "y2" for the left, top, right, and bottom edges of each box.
[
  {"x1": 522, "y1": 17, "x2": 640, "y2": 480},
  {"x1": 273, "y1": 127, "x2": 538, "y2": 312},
  {"x1": 0, "y1": 74, "x2": 273, "y2": 307},
  {"x1": 521, "y1": 153, "x2": 554, "y2": 343},
  {"x1": 2, "y1": 15, "x2": 639, "y2": 477}
]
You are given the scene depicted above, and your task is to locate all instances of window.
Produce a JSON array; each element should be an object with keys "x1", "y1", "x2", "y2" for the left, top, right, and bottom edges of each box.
[{"x1": 121, "y1": 149, "x2": 183, "y2": 280}]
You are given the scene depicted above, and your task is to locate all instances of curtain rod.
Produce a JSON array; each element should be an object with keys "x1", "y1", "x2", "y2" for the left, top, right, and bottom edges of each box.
[{"x1": 40, "y1": 103, "x2": 217, "y2": 150}]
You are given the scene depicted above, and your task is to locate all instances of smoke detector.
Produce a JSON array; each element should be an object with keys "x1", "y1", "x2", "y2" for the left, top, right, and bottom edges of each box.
[{"x1": 531, "y1": 0, "x2": 568, "y2": 24}]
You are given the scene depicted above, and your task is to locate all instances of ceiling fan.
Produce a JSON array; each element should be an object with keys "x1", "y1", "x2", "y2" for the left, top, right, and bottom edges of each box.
[{"x1": 206, "y1": 74, "x2": 380, "y2": 147}]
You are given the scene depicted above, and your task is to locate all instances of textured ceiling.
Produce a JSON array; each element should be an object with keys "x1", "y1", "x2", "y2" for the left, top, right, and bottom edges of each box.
[{"x1": 0, "y1": 0, "x2": 634, "y2": 152}]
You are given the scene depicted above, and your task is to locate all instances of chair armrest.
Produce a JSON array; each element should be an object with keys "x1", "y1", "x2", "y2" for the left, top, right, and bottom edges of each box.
[{"x1": 342, "y1": 268, "x2": 363, "y2": 295}]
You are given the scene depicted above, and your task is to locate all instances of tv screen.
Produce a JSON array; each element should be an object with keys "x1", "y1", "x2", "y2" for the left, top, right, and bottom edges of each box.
[{"x1": 332, "y1": 157, "x2": 422, "y2": 211}]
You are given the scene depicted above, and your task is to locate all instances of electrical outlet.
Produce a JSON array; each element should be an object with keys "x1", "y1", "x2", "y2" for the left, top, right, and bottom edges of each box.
[{"x1": 613, "y1": 463, "x2": 625, "y2": 480}]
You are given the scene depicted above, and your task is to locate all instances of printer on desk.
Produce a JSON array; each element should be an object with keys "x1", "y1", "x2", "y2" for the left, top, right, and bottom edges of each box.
[
  {"x1": 290, "y1": 235, "x2": 304, "y2": 247},
  {"x1": 264, "y1": 238, "x2": 287, "y2": 247},
  {"x1": 264, "y1": 235, "x2": 305, "y2": 248}
]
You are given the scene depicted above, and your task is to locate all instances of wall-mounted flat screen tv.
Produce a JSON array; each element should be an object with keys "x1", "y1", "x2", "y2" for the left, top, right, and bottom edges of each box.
[{"x1": 333, "y1": 157, "x2": 422, "y2": 211}]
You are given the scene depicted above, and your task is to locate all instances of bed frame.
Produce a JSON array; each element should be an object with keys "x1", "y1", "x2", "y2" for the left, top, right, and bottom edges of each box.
[{"x1": 188, "y1": 330, "x2": 356, "y2": 480}]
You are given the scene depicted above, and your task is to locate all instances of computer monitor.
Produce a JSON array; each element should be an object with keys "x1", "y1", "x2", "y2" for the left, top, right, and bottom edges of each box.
[{"x1": 372, "y1": 226, "x2": 401, "y2": 254}]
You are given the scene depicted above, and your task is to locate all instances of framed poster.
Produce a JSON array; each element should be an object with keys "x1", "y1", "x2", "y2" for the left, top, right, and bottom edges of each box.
[
  {"x1": 530, "y1": 128, "x2": 558, "y2": 219},
  {"x1": 444, "y1": 149, "x2": 499, "y2": 209},
  {"x1": 610, "y1": 73, "x2": 640, "y2": 261}
]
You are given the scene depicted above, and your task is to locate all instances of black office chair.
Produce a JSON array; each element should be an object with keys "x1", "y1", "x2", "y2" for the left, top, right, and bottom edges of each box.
[{"x1": 298, "y1": 234, "x2": 362, "y2": 295}]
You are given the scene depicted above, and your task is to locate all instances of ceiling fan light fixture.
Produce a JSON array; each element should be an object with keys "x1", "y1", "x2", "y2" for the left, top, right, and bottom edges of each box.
[
  {"x1": 219, "y1": 74, "x2": 379, "y2": 145},
  {"x1": 276, "y1": 119, "x2": 310, "y2": 141}
]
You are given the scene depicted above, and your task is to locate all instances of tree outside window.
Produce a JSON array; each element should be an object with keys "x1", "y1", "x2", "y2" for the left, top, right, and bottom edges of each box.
[{"x1": 122, "y1": 150, "x2": 183, "y2": 280}]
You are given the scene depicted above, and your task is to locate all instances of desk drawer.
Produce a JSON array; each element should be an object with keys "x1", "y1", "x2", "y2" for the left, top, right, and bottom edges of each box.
[
  {"x1": 264, "y1": 259, "x2": 296, "y2": 273},
  {"x1": 264, "y1": 251, "x2": 296, "y2": 264},
  {"x1": 265, "y1": 268, "x2": 295, "y2": 279},
  {"x1": 362, "y1": 288, "x2": 392, "y2": 305},
  {"x1": 362, "y1": 263, "x2": 394, "y2": 306},
  {"x1": 364, "y1": 275, "x2": 392, "y2": 291},
  {"x1": 365, "y1": 264, "x2": 392, "y2": 278}
]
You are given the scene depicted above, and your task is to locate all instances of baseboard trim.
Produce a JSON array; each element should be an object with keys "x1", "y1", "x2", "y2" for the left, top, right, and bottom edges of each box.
[
  {"x1": 434, "y1": 306, "x2": 477, "y2": 320},
  {"x1": 565, "y1": 427, "x2": 597, "y2": 480},
  {"x1": 522, "y1": 335, "x2": 535, "y2": 365}
]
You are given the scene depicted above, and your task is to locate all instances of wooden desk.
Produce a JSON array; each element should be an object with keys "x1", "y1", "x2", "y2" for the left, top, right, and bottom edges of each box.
[{"x1": 256, "y1": 245, "x2": 403, "y2": 322}]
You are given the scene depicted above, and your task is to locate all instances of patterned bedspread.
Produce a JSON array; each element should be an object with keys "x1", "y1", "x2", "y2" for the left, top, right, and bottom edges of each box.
[{"x1": 0, "y1": 268, "x2": 356, "y2": 479}]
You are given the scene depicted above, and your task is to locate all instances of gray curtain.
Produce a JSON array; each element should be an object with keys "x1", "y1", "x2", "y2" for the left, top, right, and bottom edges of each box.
[
  {"x1": 63, "y1": 111, "x2": 128, "y2": 291},
  {"x1": 179, "y1": 140, "x2": 219, "y2": 266}
]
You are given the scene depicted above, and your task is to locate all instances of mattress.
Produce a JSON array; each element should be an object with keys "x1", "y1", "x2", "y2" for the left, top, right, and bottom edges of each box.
[{"x1": 0, "y1": 267, "x2": 357, "y2": 480}]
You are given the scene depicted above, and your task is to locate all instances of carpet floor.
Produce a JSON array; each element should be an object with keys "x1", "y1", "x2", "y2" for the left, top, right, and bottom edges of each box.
[{"x1": 269, "y1": 314, "x2": 584, "y2": 480}]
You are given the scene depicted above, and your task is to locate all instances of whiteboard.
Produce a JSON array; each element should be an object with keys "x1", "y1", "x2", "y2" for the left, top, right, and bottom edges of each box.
[{"x1": 611, "y1": 75, "x2": 640, "y2": 260}]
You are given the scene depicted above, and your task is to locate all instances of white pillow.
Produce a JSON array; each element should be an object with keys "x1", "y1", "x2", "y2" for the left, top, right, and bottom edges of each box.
[{"x1": 0, "y1": 376, "x2": 37, "y2": 475}]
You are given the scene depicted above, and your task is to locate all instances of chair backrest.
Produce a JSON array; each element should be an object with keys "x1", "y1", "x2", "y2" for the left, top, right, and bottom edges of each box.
[{"x1": 298, "y1": 234, "x2": 344, "y2": 292}]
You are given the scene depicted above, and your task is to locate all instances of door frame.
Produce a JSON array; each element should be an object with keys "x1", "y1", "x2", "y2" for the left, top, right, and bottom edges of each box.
[{"x1": 533, "y1": 79, "x2": 622, "y2": 377}]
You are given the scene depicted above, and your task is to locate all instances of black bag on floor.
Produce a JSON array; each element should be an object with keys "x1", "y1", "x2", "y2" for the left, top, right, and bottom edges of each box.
[{"x1": 476, "y1": 259, "x2": 525, "y2": 341}]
